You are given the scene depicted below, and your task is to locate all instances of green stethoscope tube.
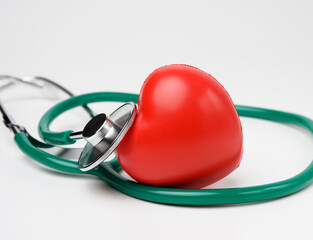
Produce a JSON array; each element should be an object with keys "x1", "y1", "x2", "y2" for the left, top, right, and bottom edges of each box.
[{"x1": 14, "y1": 92, "x2": 313, "y2": 205}]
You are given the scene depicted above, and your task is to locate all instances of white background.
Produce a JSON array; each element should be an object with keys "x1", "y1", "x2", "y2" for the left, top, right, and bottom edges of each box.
[{"x1": 1, "y1": 1, "x2": 313, "y2": 239}]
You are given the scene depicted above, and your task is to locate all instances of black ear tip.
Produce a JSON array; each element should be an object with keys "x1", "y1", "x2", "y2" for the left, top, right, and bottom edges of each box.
[{"x1": 82, "y1": 113, "x2": 107, "y2": 138}]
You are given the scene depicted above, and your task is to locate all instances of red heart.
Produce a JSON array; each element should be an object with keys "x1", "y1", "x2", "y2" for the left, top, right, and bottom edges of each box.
[{"x1": 116, "y1": 64, "x2": 243, "y2": 188}]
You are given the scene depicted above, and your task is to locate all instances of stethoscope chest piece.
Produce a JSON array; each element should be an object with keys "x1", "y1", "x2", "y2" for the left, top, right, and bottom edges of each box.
[{"x1": 78, "y1": 102, "x2": 137, "y2": 171}]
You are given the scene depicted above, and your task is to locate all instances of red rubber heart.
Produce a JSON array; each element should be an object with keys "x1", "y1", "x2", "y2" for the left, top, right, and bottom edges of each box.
[{"x1": 116, "y1": 64, "x2": 243, "y2": 189}]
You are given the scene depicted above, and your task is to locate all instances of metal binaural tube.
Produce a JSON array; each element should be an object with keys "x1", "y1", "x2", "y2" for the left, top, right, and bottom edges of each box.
[{"x1": 0, "y1": 75, "x2": 95, "y2": 136}]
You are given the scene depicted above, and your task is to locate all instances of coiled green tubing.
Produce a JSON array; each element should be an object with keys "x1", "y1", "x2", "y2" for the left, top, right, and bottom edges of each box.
[{"x1": 14, "y1": 92, "x2": 313, "y2": 205}]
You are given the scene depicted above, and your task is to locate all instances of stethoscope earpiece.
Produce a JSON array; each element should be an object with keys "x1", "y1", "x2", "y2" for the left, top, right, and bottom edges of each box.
[{"x1": 78, "y1": 102, "x2": 137, "y2": 171}]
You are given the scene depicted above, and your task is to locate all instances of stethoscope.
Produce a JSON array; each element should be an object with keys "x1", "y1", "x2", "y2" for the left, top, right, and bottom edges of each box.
[{"x1": 1, "y1": 74, "x2": 313, "y2": 206}]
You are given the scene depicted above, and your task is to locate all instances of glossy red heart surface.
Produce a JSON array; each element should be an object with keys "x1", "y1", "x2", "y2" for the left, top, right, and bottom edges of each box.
[{"x1": 116, "y1": 64, "x2": 243, "y2": 188}]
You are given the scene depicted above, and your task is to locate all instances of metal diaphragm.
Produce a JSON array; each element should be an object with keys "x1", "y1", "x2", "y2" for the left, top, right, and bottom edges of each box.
[{"x1": 78, "y1": 102, "x2": 137, "y2": 171}]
